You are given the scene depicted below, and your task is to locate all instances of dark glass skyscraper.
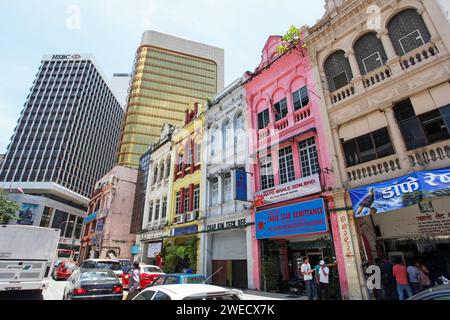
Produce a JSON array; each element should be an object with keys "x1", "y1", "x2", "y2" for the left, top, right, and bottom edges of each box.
[{"x1": 0, "y1": 54, "x2": 124, "y2": 206}]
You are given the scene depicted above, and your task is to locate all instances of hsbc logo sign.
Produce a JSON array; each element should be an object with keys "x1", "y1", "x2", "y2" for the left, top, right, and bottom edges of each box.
[{"x1": 52, "y1": 54, "x2": 81, "y2": 60}]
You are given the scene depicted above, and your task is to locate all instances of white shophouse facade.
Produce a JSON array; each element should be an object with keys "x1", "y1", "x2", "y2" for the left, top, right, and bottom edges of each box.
[
  {"x1": 137, "y1": 123, "x2": 175, "y2": 265},
  {"x1": 199, "y1": 77, "x2": 255, "y2": 289}
]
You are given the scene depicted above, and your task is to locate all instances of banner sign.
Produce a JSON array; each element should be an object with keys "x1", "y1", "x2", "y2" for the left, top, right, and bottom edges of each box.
[
  {"x1": 235, "y1": 170, "x2": 248, "y2": 202},
  {"x1": 17, "y1": 203, "x2": 40, "y2": 226},
  {"x1": 172, "y1": 225, "x2": 198, "y2": 237},
  {"x1": 255, "y1": 174, "x2": 321, "y2": 206},
  {"x1": 255, "y1": 198, "x2": 328, "y2": 239},
  {"x1": 147, "y1": 243, "x2": 162, "y2": 258},
  {"x1": 84, "y1": 212, "x2": 97, "y2": 224},
  {"x1": 350, "y1": 168, "x2": 450, "y2": 218}
]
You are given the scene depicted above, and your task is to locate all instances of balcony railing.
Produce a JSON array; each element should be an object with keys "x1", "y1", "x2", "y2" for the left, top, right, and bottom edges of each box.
[
  {"x1": 331, "y1": 83, "x2": 356, "y2": 104},
  {"x1": 294, "y1": 105, "x2": 312, "y2": 123},
  {"x1": 274, "y1": 118, "x2": 289, "y2": 131},
  {"x1": 408, "y1": 140, "x2": 450, "y2": 169},
  {"x1": 346, "y1": 154, "x2": 402, "y2": 185},
  {"x1": 400, "y1": 42, "x2": 440, "y2": 71},
  {"x1": 362, "y1": 65, "x2": 392, "y2": 89}
]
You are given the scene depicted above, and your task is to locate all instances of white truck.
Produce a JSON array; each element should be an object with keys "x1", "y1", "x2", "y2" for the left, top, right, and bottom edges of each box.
[{"x1": 0, "y1": 225, "x2": 60, "y2": 292}]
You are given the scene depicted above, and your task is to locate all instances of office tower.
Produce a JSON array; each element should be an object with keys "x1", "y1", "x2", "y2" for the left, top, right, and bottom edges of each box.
[
  {"x1": 118, "y1": 30, "x2": 224, "y2": 168},
  {"x1": 0, "y1": 54, "x2": 124, "y2": 251}
]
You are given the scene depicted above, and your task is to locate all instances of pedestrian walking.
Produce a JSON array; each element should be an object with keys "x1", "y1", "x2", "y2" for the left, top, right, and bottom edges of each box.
[
  {"x1": 380, "y1": 258, "x2": 396, "y2": 300},
  {"x1": 314, "y1": 262, "x2": 321, "y2": 300},
  {"x1": 407, "y1": 261, "x2": 421, "y2": 295},
  {"x1": 392, "y1": 259, "x2": 412, "y2": 300},
  {"x1": 301, "y1": 257, "x2": 314, "y2": 301},
  {"x1": 318, "y1": 260, "x2": 330, "y2": 300},
  {"x1": 126, "y1": 261, "x2": 141, "y2": 300},
  {"x1": 418, "y1": 262, "x2": 431, "y2": 291}
]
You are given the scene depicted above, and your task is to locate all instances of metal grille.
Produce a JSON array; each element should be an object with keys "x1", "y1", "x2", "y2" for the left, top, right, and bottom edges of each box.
[
  {"x1": 0, "y1": 273, "x2": 15, "y2": 279},
  {"x1": 388, "y1": 9, "x2": 431, "y2": 56},
  {"x1": 355, "y1": 32, "x2": 388, "y2": 74},
  {"x1": 324, "y1": 50, "x2": 353, "y2": 91},
  {"x1": 19, "y1": 273, "x2": 42, "y2": 279}
]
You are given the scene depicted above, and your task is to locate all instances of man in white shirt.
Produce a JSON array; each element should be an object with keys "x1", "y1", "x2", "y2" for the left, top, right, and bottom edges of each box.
[
  {"x1": 301, "y1": 257, "x2": 314, "y2": 300},
  {"x1": 318, "y1": 260, "x2": 330, "y2": 300}
]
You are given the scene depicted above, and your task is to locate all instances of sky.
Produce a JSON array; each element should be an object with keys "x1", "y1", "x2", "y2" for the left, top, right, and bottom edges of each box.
[{"x1": 0, "y1": 0, "x2": 326, "y2": 153}]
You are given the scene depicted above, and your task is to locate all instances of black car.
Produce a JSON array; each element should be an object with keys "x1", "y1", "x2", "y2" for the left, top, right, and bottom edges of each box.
[
  {"x1": 63, "y1": 269, "x2": 123, "y2": 300},
  {"x1": 409, "y1": 285, "x2": 450, "y2": 300}
]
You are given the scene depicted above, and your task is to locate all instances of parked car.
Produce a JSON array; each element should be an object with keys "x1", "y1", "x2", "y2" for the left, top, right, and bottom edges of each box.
[
  {"x1": 118, "y1": 259, "x2": 131, "y2": 273},
  {"x1": 63, "y1": 269, "x2": 123, "y2": 300},
  {"x1": 148, "y1": 273, "x2": 207, "y2": 287},
  {"x1": 133, "y1": 284, "x2": 243, "y2": 300},
  {"x1": 409, "y1": 284, "x2": 450, "y2": 300},
  {"x1": 52, "y1": 260, "x2": 79, "y2": 281},
  {"x1": 122, "y1": 265, "x2": 164, "y2": 289},
  {"x1": 79, "y1": 259, "x2": 123, "y2": 279}
]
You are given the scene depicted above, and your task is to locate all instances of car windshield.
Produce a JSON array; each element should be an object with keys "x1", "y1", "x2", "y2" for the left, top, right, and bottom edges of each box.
[
  {"x1": 182, "y1": 276, "x2": 206, "y2": 284},
  {"x1": 97, "y1": 262, "x2": 121, "y2": 271},
  {"x1": 80, "y1": 270, "x2": 117, "y2": 281},
  {"x1": 142, "y1": 266, "x2": 162, "y2": 273},
  {"x1": 63, "y1": 263, "x2": 76, "y2": 269},
  {"x1": 120, "y1": 261, "x2": 130, "y2": 266}
]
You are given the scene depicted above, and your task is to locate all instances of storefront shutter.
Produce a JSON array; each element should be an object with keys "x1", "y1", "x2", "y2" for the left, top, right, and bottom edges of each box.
[{"x1": 212, "y1": 231, "x2": 247, "y2": 260}]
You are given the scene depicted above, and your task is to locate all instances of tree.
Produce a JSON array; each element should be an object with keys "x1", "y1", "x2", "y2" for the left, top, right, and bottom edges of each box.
[
  {"x1": 276, "y1": 25, "x2": 304, "y2": 54},
  {"x1": 0, "y1": 190, "x2": 20, "y2": 225}
]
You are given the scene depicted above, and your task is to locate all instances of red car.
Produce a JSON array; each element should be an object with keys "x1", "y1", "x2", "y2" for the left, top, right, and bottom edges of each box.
[
  {"x1": 122, "y1": 265, "x2": 164, "y2": 289},
  {"x1": 53, "y1": 260, "x2": 78, "y2": 281}
]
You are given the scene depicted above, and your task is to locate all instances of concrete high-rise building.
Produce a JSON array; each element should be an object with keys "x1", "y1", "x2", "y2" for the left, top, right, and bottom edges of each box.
[
  {"x1": 0, "y1": 54, "x2": 124, "y2": 252},
  {"x1": 117, "y1": 31, "x2": 224, "y2": 168}
]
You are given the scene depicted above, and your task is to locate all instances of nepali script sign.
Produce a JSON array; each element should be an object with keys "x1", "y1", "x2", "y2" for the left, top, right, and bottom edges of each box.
[
  {"x1": 255, "y1": 174, "x2": 321, "y2": 205},
  {"x1": 350, "y1": 168, "x2": 450, "y2": 218}
]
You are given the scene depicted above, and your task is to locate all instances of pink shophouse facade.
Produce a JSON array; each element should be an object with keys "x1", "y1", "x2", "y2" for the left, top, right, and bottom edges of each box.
[{"x1": 245, "y1": 35, "x2": 351, "y2": 298}]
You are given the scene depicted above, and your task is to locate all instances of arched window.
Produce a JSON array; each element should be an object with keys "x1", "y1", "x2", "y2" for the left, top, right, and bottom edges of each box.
[
  {"x1": 354, "y1": 32, "x2": 388, "y2": 74},
  {"x1": 388, "y1": 9, "x2": 431, "y2": 56},
  {"x1": 323, "y1": 50, "x2": 354, "y2": 91},
  {"x1": 223, "y1": 119, "x2": 232, "y2": 161},
  {"x1": 210, "y1": 125, "x2": 219, "y2": 162},
  {"x1": 153, "y1": 166, "x2": 158, "y2": 185},
  {"x1": 158, "y1": 162, "x2": 164, "y2": 182},
  {"x1": 177, "y1": 152, "x2": 184, "y2": 173},
  {"x1": 234, "y1": 112, "x2": 245, "y2": 155},
  {"x1": 165, "y1": 157, "x2": 171, "y2": 179}
]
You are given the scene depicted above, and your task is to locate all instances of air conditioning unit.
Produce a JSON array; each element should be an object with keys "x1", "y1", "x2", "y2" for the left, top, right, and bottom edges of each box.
[
  {"x1": 186, "y1": 211, "x2": 197, "y2": 222},
  {"x1": 176, "y1": 214, "x2": 186, "y2": 224}
]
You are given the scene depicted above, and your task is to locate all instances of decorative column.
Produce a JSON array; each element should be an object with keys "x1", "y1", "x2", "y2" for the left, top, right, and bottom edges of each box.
[
  {"x1": 384, "y1": 106, "x2": 411, "y2": 172},
  {"x1": 377, "y1": 30, "x2": 404, "y2": 75},
  {"x1": 331, "y1": 126, "x2": 349, "y2": 186},
  {"x1": 345, "y1": 50, "x2": 364, "y2": 92}
]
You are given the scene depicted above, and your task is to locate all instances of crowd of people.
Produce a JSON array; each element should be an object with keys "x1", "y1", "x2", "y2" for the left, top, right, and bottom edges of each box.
[{"x1": 374, "y1": 257, "x2": 448, "y2": 300}]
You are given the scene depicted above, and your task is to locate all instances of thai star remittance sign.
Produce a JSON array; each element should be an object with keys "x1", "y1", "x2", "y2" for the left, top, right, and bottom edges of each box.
[
  {"x1": 350, "y1": 167, "x2": 450, "y2": 218},
  {"x1": 255, "y1": 174, "x2": 321, "y2": 206},
  {"x1": 256, "y1": 198, "x2": 328, "y2": 240}
]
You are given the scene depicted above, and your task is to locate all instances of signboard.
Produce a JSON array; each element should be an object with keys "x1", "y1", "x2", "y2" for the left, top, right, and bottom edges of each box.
[
  {"x1": 131, "y1": 245, "x2": 141, "y2": 255},
  {"x1": 95, "y1": 219, "x2": 104, "y2": 234},
  {"x1": 207, "y1": 218, "x2": 247, "y2": 232},
  {"x1": 235, "y1": 170, "x2": 248, "y2": 201},
  {"x1": 17, "y1": 203, "x2": 40, "y2": 226},
  {"x1": 255, "y1": 174, "x2": 321, "y2": 206},
  {"x1": 370, "y1": 197, "x2": 450, "y2": 239},
  {"x1": 51, "y1": 54, "x2": 81, "y2": 60},
  {"x1": 147, "y1": 243, "x2": 162, "y2": 258},
  {"x1": 171, "y1": 225, "x2": 198, "y2": 237},
  {"x1": 256, "y1": 198, "x2": 328, "y2": 239},
  {"x1": 91, "y1": 237, "x2": 98, "y2": 246},
  {"x1": 84, "y1": 212, "x2": 97, "y2": 225},
  {"x1": 350, "y1": 168, "x2": 450, "y2": 217}
]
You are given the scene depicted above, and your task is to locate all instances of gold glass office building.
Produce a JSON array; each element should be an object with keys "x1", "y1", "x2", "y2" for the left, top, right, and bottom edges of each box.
[{"x1": 118, "y1": 31, "x2": 224, "y2": 168}]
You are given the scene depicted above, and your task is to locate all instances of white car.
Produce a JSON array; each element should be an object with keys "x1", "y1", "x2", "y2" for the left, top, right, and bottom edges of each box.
[{"x1": 132, "y1": 284, "x2": 243, "y2": 300}]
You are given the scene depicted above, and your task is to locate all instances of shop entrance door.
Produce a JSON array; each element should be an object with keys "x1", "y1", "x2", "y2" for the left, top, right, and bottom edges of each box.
[{"x1": 232, "y1": 260, "x2": 248, "y2": 289}]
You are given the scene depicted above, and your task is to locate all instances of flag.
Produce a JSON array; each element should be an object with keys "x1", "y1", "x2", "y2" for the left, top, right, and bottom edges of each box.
[{"x1": 17, "y1": 187, "x2": 24, "y2": 194}]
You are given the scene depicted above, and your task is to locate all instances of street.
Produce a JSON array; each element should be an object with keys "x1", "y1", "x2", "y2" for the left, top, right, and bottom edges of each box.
[{"x1": 0, "y1": 279, "x2": 306, "y2": 300}]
